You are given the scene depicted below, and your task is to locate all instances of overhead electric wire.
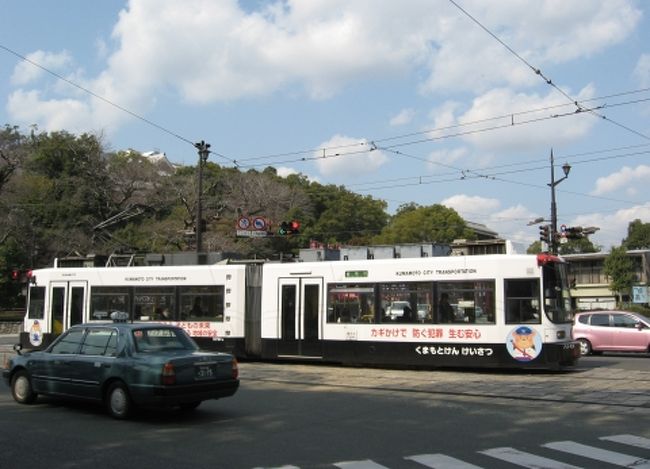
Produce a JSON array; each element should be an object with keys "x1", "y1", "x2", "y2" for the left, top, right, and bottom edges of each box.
[
  {"x1": 0, "y1": 44, "x2": 197, "y2": 148},
  {"x1": 232, "y1": 91, "x2": 650, "y2": 170},
  {"x1": 5, "y1": 37, "x2": 648, "y2": 211},
  {"x1": 4, "y1": 40, "x2": 649, "y2": 175},
  {"x1": 447, "y1": 0, "x2": 650, "y2": 141},
  {"x1": 0, "y1": 43, "x2": 242, "y2": 166}
]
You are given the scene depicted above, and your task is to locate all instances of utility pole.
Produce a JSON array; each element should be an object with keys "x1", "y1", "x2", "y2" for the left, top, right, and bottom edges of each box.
[
  {"x1": 548, "y1": 149, "x2": 571, "y2": 254},
  {"x1": 195, "y1": 140, "x2": 210, "y2": 261}
]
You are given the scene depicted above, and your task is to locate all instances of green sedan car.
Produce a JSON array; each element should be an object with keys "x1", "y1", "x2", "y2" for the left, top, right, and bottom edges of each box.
[{"x1": 2, "y1": 317, "x2": 239, "y2": 419}]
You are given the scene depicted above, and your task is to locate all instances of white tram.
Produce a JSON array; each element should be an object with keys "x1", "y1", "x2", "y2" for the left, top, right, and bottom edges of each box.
[{"x1": 19, "y1": 253, "x2": 580, "y2": 369}]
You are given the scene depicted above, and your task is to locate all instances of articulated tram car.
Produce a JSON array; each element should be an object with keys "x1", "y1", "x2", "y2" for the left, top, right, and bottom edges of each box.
[{"x1": 19, "y1": 253, "x2": 580, "y2": 369}]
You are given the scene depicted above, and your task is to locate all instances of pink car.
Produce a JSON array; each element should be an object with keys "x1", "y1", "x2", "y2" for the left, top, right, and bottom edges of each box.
[{"x1": 573, "y1": 310, "x2": 650, "y2": 355}]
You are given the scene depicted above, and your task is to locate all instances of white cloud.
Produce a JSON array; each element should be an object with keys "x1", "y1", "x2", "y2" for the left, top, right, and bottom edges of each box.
[
  {"x1": 6, "y1": 90, "x2": 90, "y2": 131},
  {"x1": 389, "y1": 108, "x2": 415, "y2": 126},
  {"x1": 419, "y1": 0, "x2": 641, "y2": 94},
  {"x1": 427, "y1": 147, "x2": 468, "y2": 173},
  {"x1": 441, "y1": 194, "x2": 500, "y2": 214},
  {"x1": 634, "y1": 53, "x2": 650, "y2": 88},
  {"x1": 276, "y1": 166, "x2": 320, "y2": 183},
  {"x1": 313, "y1": 134, "x2": 388, "y2": 179},
  {"x1": 591, "y1": 165, "x2": 650, "y2": 196},
  {"x1": 572, "y1": 203, "x2": 650, "y2": 249},
  {"x1": 5, "y1": 1, "x2": 642, "y2": 134},
  {"x1": 276, "y1": 166, "x2": 299, "y2": 178},
  {"x1": 10, "y1": 50, "x2": 73, "y2": 86},
  {"x1": 429, "y1": 101, "x2": 461, "y2": 130},
  {"x1": 454, "y1": 85, "x2": 597, "y2": 153}
]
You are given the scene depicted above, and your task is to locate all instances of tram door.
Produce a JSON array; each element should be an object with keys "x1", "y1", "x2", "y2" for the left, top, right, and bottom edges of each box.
[
  {"x1": 277, "y1": 277, "x2": 323, "y2": 357},
  {"x1": 50, "y1": 281, "x2": 87, "y2": 334}
]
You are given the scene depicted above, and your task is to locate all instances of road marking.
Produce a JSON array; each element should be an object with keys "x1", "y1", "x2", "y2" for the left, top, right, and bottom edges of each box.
[
  {"x1": 601, "y1": 434, "x2": 650, "y2": 450},
  {"x1": 406, "y1": 453, "x2": 484, "y2": 468},
  {"x1": 257, "y1": 434, "x2": 650, "y2": 469},
  {"x1": 543, "y1": 441, "x2": 650, "y2": 468},
  {"x1": 480, "y1": 447, "x2": 582, "y2": 468},
  {"x1": 334, "y1": 460, "x2": 390, "y2": 469},
  {"x1": 251, "y1": 466, "x2": 299, "y2": 469}
]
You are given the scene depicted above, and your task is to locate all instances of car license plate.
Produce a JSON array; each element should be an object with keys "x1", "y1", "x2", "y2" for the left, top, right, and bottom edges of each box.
[{"x1": 195, "y1": 364, "x2": 216, "y2": 379}]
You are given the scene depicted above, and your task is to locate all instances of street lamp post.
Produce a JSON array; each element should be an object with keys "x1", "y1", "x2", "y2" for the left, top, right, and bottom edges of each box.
[
  {"x1": 548, "y1": 149, "x2": 571, "y2": 254},
  {"x1": 195, "y1": 140, "x2": 211, "y2": 259}
]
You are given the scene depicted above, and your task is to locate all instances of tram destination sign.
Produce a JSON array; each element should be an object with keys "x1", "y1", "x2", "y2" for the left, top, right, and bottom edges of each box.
[{"x1": 345, "y1": 270, "x2": 368, "y2": 278}]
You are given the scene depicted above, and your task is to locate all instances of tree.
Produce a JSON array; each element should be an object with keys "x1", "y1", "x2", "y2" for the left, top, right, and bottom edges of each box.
[
  {"x1": 0, "y1": 125, "x2": 28, "y2": 195},
  {"x1": 306, "y1": 183, "x2": 388, "y2": 245},
  {"x1": 603, "y1": 246, "x2": 636, "y2": 306},
  {"x1": 622, "y1": 219, "x2": 650, "y2": 249},
  {"x1": 527, "y1": 240, "x2": 542, "y2": 254},
  {"x1": 373, "y1": 204, "x2": 473, "y2": 245}
]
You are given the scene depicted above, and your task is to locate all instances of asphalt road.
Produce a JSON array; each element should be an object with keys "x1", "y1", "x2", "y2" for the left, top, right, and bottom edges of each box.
[{"x1": 1, "y1": 359, "x2": 649, "y2": 469}]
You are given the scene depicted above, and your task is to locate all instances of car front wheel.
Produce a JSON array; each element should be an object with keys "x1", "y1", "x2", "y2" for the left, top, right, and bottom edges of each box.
[
  {"x1": 11, "y1": 370, "x2": 37, "y2": 404},
  {"x1": 106, "y1": 381, "x2": 133, "y2": 419},
  {"x1": 578, "y1": 338, "x2": 592, "y2": 356}
]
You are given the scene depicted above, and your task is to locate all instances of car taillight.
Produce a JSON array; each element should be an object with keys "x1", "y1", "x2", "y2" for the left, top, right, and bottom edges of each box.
[
  {"x1": 161, "y1": 362, "x2": 176, "y2": 385},
  {"x1": 232, "y1": 359, "x2": 239, "y2": 380}
]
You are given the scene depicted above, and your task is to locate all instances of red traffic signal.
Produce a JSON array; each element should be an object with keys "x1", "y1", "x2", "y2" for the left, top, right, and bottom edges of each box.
[
  {"x1": 278, "y1": 220, "x2": 300, "y2": 236},
  {"x1": 11, "y1": 269, "x2": 20, "y2": 281}
]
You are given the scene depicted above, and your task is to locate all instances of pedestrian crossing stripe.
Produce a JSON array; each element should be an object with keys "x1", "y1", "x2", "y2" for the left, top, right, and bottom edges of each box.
[
  {"x1": 260, "y1": 434, "x2": 650, "y2": 469},
  {"x1": 543, "y1": 441, "x2": 650, "y2": 468},
  {"x1": 334, "y1": 460, "x2": 389, "y2": 468},
  {"x1": 601, "y1": 434, "x2": 650, "y2": 450},
  {"x1": 480, "y1": 447, "x2": 582, "y2": 468},
  {"x1": 406, "y1": 453, "x2": 484, "y2": 468}
]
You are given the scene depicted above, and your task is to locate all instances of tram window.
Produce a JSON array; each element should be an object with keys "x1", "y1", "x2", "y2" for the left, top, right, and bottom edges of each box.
[
  {"x1": 91, "y1": 287, "x2": 129, "y2": 320},
  {"x1": 133, "y1": 287, "x2": 175, "y2": 320},
  {"x1": 505, "y1": 279, "x2": 541, "y2": 324},
  {"x1": 437, "y1": 281, "x2": 495, "y2": 324},
  {"x1": 379, "y1": 282, "x2": 433, "y2": 323},
  {"x1": 327, "y1": 285, "x2": 375, "y2": 323},
  {"x1": 179, "y1": 286, "x2": 224, "y2": 322},
  {"x1": 28, "y1": 286, "x2": 45, "y2": 319}
]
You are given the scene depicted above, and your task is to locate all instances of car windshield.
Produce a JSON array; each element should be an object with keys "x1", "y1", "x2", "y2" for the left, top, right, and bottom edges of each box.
[{"x1": 133, "y1": 327, "x2": 198, "y2": 353}]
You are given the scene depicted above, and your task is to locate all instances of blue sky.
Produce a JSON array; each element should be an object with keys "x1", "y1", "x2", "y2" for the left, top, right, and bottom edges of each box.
[{"x1": 1, "y1": 0, "x2": 650, "y2": 250}]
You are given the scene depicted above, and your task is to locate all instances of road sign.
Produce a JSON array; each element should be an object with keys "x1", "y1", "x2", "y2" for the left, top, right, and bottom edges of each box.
[
  {"x1": 236, "y1": 215, "x2": 270, "y2": 237},
  {"x1": 252, "y1": 217, "x2": 267, "y2": 230}
]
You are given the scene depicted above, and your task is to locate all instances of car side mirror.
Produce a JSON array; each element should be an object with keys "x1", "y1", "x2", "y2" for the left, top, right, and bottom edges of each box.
[
  {"x1": 13, "y1": 343, "x2": 23, "y2": 355},
  {"x1": 635, "y1": 322, "x2": 646, "y2": 330}
]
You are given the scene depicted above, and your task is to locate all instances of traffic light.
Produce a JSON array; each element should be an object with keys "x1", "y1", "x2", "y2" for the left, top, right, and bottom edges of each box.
[
  {"x1": 278, "y1": 220, "x2": 300, "y2": 236},
  {"x1": 9, "y1": 269, "x2": 34, "y2": 284},
  {"x1": 565, "y1": 226, "x2": 584, "y2": 239},
  {"x1": 539, "y1": 224, "x2": 551, "y2": 244}
]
